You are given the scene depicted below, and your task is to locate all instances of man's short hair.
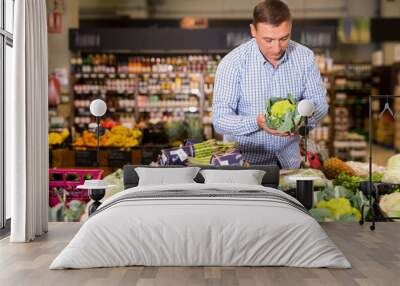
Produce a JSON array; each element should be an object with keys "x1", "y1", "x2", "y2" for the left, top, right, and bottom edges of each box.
[{"x1": 253, "y1": 0, "x2": 292, "y2": 27}]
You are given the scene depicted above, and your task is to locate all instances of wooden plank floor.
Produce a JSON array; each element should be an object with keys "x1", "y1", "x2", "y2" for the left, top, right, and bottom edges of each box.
[{"x1": 0, "y1": 222, "x2": 399, "y2": 286}]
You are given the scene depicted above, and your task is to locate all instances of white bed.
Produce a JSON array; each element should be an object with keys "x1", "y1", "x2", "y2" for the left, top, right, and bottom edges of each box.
[{"x1": 50, "y1": 182, "x2": 351, "y2": 269}]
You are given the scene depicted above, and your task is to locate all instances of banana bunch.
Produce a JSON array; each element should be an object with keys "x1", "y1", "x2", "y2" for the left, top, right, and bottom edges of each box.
[
  {"x1": 48, "y1": 129, "x2": 70, "y2": 147},
  {"x1": 101, "y1": 126, "x2": 142, "y2": 148},
  {"x1": 73, "y1": 126, "x2": 142, "y2": 149},
  {"x1": 109, "y1": 125, "x2": 142, "y2": 138}
]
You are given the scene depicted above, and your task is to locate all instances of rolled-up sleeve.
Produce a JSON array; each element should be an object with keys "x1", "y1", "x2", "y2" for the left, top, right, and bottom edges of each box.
[
  {"x1": 302, "y1": 54, "x2": 329, "y2": 129},
  {"x1": 212, "y1": 58, "x2": 260, "y2": 136}
]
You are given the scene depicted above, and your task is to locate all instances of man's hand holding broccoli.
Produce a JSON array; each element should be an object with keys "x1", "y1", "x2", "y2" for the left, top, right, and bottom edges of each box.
[
  {"x1": 257, "y1": 94, "x2": 303, "y2": 137},
  {"x1": 256, "y1": 114, "x2": 296, "y2": 137}
]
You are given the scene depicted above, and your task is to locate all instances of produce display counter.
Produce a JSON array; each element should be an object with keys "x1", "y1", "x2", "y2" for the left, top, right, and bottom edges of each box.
[{"x1": 51, "y1": 147, "x2": 144, "y2": 170}]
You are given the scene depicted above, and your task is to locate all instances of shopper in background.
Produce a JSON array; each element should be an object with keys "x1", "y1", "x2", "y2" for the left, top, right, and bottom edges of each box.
[{"x1": 212, "y1": 0, "x2": 328, "y2": 169}]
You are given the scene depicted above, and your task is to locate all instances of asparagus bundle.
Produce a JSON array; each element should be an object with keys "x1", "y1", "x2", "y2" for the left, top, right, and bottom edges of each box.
[
  {"x1": 216, "y1": 141, "x2": 237, "y2": 153},
  {"x1": 186, "y1": 140, "x2": 239, "y2": 166},
  {"x1": 187, "y1": 140, "x2": 215, "y2": 165},
  {"x1": 187, "y1": 156, "x2": 213, "y2": 166}
]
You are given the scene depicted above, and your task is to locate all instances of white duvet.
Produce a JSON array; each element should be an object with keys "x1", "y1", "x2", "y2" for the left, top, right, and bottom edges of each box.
[{"x1": 50, "y1": 183, "x2": 351, "y2": 269}]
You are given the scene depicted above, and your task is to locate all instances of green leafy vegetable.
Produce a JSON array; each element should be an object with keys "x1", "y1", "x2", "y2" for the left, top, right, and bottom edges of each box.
[
  {"x1": 333, "y1": 173, "x2": 361, "y2": 193},
  {"x1": 314, "y1": 197, "x2": 361, "y2": 222},
  {"x1": 370, "y1": 173, "x2": 384, "y2": 182},
  {"x1": 311, "y1": 184, "x2": 369, "y2": 222},
  {"x1": 379, "y1": 192, "x2": 400, "y2": 219}
]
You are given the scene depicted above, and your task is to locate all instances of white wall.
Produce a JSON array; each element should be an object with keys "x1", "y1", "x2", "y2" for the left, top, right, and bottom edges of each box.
[
  {"x1": 381, "y1": 0, "x2": 400, "y2": 17},
  {"x1": 48, "y1": 0, "x2": 79, "y2": 72},
  {"x1": 344, "y1": 0, "x2": 377, "y2": 17},
  {"x1": 47, "y1": 0, "x2": 79, "y2": 133}
]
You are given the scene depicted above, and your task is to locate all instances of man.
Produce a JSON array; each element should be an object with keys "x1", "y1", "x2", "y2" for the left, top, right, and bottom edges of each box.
[{"x1": 212, "y1": 0, "x2": 328, "y2": 169}]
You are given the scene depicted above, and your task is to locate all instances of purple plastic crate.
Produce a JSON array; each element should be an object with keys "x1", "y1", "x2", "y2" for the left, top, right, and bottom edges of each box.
[
  {"x1": 159, "y1": 146, "x2": 195, "y2": 165},
  {"x1": 211, "y1": 150, "x2": 244, "y2": 166}
]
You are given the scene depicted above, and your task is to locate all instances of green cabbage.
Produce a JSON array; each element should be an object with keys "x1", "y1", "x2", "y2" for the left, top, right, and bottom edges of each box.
[
  {"x1": 379, "y1": 192, "x2": 400, "y2": 220},
  {"x1": 382, "y1": 170, "x2": 400, "y2": 184},
  {"x1": 382, "y1": 154, "x2": 400, "y2": 184},
  {"x1": 386, "y1": 154, "x2": 400, "y2": 170}
]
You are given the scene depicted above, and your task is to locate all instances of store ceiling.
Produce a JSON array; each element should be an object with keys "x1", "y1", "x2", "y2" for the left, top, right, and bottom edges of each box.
[
  {"x1": 79, "y1": 0, "x2": 377, "y2": 20},
  {"x1": 79, "y1": 0, "x2": 148, "y2": 19}
]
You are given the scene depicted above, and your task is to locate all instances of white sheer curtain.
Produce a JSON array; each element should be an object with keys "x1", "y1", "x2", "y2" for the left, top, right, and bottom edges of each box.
[{"x1": 7, "y1": 0, "x2": 48, "y2": 242}]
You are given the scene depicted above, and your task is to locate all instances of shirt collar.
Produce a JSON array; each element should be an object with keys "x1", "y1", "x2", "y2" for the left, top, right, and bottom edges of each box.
[{"x1": 254, "y1": 39, "x2": 291, "y2": 68}]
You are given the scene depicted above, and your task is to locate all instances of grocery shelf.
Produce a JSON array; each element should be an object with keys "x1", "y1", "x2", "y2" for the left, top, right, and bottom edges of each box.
[
  {"x1": 68, "y1": 53, "x2": 220, "y2": 140},
  {"x1": 328, "y1": 64, "x2": 373, "y2": 158}
]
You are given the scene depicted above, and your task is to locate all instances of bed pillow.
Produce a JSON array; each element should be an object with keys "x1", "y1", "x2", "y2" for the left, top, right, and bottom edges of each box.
[
  {"x1": 135, "y1": 167, "x2": 201, "y2": 186},
  {"x1": 200, "y1": 169, "x2": 266, "y2": 185}
]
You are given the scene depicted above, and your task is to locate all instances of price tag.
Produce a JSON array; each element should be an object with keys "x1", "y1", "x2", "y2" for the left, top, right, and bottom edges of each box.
[{"x1": 171, "y1": 149, "x2": 188, "y2": 162}]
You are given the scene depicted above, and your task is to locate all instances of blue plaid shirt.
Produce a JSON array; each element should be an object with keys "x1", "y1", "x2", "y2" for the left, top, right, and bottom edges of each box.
[{"x1": 212, "y1": 39, "x2": 328, "y2": 169}]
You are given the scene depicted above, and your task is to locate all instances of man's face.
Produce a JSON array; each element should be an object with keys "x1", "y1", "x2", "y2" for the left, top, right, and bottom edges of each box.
[{"x1": 250, "y1": 21, "x2": 292, "y2": 63}]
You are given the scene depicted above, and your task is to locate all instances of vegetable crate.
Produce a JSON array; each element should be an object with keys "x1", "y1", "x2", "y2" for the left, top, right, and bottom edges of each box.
[
  {"x1": 75, "y1": 150, "x2": 98, "y2": 167},
  {"x1": 48, "y1": 168, "x2": 103, "y2": 222},
  {"x1": 108, "y1": 149, "x2": 132, "y2": 167}
]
